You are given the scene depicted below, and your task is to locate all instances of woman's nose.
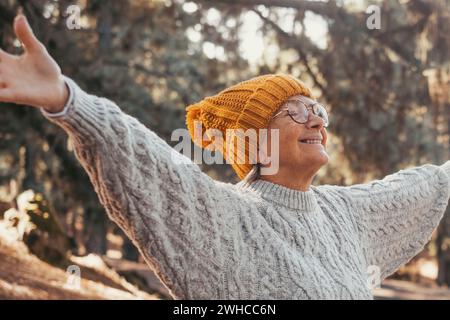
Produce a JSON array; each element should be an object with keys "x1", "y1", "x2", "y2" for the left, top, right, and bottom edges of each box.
[{"x1": 305, "y1": 110, "x2": 325, "y2": 129}]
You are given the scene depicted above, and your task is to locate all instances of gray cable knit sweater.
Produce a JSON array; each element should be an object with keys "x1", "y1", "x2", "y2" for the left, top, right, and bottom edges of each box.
[{"x1": 41, "y1": 76, "x2": 450, "y2": 300}]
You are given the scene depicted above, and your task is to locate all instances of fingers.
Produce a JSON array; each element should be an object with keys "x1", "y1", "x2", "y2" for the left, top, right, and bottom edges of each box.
[{"x1": 13, "y1": 15, "x2": 42, "y2": 53}]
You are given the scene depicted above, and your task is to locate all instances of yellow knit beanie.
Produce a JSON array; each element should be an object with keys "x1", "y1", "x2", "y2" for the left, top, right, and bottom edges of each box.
[{"x1": 185, "y1": 73, "x2": 314, "y2": 179}]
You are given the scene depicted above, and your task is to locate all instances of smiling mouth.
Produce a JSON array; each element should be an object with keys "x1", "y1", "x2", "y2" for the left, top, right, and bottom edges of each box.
[{"x1": 299, "y1": 139, "x2": 322, "y2": 145}]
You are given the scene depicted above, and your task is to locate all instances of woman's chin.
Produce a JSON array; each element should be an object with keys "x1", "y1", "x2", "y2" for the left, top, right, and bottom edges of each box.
[
  {"x1": 319, "y1": 153, "x2": 330, "y2": 166},
  {"x1": 314, "y1": 154, "x2": 329, "y2": 167}
]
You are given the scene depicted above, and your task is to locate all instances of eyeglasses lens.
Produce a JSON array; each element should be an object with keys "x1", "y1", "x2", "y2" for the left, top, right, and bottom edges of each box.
[{"x1": 287, "y1": 100, "x2": 329, "y2": 127}]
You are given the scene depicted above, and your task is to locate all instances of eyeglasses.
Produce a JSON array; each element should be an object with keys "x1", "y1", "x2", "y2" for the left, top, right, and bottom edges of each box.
[{"x1": 272, "y1": 98, "x2": 329, "y2": 128}]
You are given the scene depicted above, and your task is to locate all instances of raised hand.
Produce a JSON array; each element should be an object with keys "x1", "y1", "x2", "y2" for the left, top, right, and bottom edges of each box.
[{"x1": 0, "y1": 15, "x2": 69, "y2": 112}]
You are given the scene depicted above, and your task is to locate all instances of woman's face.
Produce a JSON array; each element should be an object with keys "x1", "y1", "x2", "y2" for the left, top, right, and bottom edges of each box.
[{"x1": 262, "y1": 95, "x2": 329, "y2": 175}]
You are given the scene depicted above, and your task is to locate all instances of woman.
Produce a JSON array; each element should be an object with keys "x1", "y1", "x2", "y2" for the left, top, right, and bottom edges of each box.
[{"x1": 1, "y1": 15, "x2": 449, "y2": 300}]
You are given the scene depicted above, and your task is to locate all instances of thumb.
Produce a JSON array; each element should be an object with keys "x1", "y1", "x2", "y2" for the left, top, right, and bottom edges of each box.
[{"x1": 13, "y1": 15, "x2": 41, "y2": 52}]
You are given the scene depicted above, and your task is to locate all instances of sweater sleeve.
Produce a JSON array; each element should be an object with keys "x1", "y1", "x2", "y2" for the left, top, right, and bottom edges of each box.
[
  {"x1": 40, "y1": 76, "x2": 233, "y2": 299},
  {"x1": 320, "y1": 162, "x2": 450, "y2": 281}
]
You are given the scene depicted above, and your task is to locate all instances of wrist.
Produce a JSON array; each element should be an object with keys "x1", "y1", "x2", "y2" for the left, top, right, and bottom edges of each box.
[{"x1": 42, "y1": 77, "x2": 69, "y2": 113}]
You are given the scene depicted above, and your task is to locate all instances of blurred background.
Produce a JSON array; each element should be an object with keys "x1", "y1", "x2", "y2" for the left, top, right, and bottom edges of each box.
[{"x1": 0, "y1": 0, "x2": 449, "y2": 299}]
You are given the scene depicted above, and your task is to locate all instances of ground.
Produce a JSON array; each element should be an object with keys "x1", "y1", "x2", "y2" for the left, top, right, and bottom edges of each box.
[{"x1": 0, "y1": 222, "x2": 162, "y2": 299}]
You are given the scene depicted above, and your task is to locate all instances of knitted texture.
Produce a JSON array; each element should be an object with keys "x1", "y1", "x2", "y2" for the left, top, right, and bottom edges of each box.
[
  {"x1": 41, "y1": 76, "x2": 450, "y2": 300},
  {"x1": 185, "y1": 74, "x2": 314, "y2": 179}
]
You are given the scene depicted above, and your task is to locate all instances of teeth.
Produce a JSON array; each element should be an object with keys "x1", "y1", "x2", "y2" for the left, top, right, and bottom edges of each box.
[{"x1": 303, "y1": 139, "x2": 321, "y2": 144}]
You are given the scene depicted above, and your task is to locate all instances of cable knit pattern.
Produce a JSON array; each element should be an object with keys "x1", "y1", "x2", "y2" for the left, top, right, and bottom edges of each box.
[{"x1": 41, "y1": 76, "x2": 450, "y2": 300}]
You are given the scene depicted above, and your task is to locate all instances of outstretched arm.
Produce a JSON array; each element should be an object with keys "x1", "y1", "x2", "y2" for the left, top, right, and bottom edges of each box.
[
  {"x1": 318, "y1": 162, "x2": 450, "y2": 281},
  {"x1": 42, "y1": 77, "x2": 232, "y2": 299}
]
